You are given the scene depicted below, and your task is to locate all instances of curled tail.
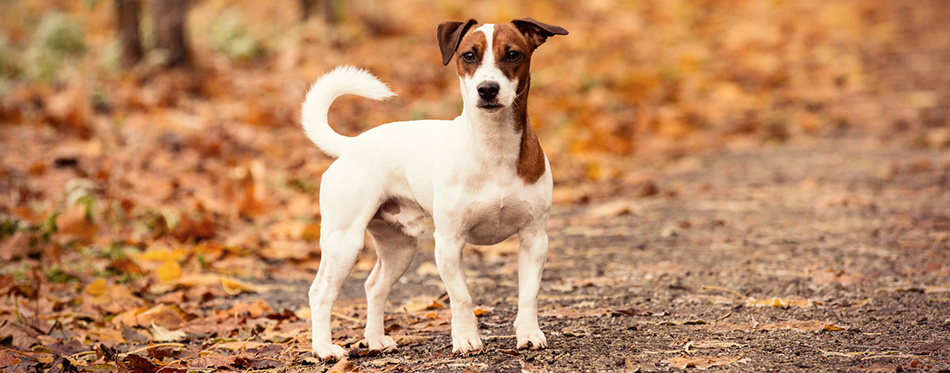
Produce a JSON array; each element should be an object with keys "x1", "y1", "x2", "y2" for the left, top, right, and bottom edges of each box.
[{"x1": 300, "y1": 66, "x2": 396, "y2": 157}]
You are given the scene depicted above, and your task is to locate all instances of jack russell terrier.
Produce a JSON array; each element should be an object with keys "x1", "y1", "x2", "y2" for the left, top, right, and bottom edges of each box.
[{"x1": 300, "y1": 17, "x2": 568, "y2": 360}]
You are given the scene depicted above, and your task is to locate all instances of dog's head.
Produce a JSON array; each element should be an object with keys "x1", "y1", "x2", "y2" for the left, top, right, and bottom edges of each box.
[{"x1": 438, "y1": 18, "x2": 568, "y2": 113}]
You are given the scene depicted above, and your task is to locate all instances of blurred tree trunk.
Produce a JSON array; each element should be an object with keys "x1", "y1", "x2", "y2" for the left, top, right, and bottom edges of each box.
[
  {"x1": 114, "y1": 0, "x2": 142, "y2": 68},
  {"x1": 300, "y1": 0, "x2": 337, "y2": 24},
  {"x1": 153, "y1": 0, "x2": 191, "y2": 68}
]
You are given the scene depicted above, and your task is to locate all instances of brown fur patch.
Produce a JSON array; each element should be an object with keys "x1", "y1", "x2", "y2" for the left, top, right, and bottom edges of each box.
[
  {"x1": 491, "y1": 24, "x2": 533, "y2": 84},
  {"x1": 455, "y1": 30, "x2": 487, "y2": 78},
  {"x1": 484, "y1": 23, "x2": 545, "y2": 183},
  {"x1": 517, "y1": 119, "x2": 546, "y2": 184}
]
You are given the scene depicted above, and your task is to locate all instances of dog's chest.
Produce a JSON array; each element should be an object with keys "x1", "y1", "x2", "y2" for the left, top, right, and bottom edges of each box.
[{"x1": 459, "y1": 186, "x2": 533, "y2": 246}]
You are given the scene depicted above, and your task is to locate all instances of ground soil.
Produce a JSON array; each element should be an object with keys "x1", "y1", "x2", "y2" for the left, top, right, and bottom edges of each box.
[{"x1": 257, "y1": 135, "x2": 950, "y2": 372}]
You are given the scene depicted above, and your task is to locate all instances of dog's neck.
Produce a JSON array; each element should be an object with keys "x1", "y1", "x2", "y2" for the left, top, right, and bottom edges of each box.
[{"x1": 460, "y1": 80, "x2": 544, "y2": 183}]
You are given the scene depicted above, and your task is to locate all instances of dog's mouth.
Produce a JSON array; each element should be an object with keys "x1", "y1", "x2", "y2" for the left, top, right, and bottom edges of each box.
[{"x1": 477, "y1": 101, "x2": 505, "y2": 110}]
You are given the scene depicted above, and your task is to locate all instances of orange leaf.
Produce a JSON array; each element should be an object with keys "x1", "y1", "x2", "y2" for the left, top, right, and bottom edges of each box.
[
  {"x1": 157, "y1": 261, "x2": 182, "y2": 282},
  {"x1": 84, "y1": 278, "x2": 107, "y2": 297}
]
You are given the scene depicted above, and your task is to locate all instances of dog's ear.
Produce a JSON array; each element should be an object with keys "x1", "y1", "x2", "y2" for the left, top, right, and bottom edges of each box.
[
  {"x1": 512, "y1": 17, "x2": 568, "y2": 50},
  {"x1": 437, "y1": 19, "x2": 478, "y2": 66}
]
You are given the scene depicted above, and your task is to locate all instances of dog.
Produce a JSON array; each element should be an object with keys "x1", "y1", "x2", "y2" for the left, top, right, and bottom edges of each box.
[{"x1": 300, "y1": 17, "x2": 568, "y2": 361}]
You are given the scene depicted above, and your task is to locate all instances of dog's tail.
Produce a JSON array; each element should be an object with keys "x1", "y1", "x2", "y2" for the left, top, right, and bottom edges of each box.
[{"x1": 300, "y1": 66, "x2": 396, "y2": 158}]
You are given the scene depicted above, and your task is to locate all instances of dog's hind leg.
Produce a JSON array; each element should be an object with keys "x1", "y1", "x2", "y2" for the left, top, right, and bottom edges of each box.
[
  {"x1": 363, "y1": 219, "x2": 418, "y2": 352},
  {"x1": 309, "y1": 229, "x2": 362, "y2": 360},
  {"x1": 308, "y1": 167, "x2": 381, "y2": 361}
]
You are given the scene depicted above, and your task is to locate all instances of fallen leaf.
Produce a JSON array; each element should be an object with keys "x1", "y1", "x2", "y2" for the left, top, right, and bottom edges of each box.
[
  {"x1": 173, "y1": 214, "x2": 217, "y2": 242},
  {"x1": 261, "y1": 240, "x2": 312, "y2": 261},
  {"x1": 229, "y1": 299, "x2": 273, "y2": 318},
  {"x1": 0, "y1": 350, "x2": 21, "y2": 366},
  {"x1": 122, "y1": 354, "x2": 160, "y2": 373},
  {"x1": 367, "y1": 357, "x2": 401, "y2": 366},
  {"x1": 0, "y1": 232, "x2": 30, "y2": 261},
  {"x1": 190, "y1": 355, "x2": 239, "y2": 369},
  {"x1": 521, "y1": 360, "x2": 552, "y2": 373},
  {"x1": 136, "y1": 305, "x2": 186, "y2": 329},
  {"x1": 612, "y1": 307, "x2": 652, "y2": 316},
  {"x1": 302, "y1": 222, "x2": 321, "y2": 241},
  {"x1": 108, "y1": 258, "x2": 144, "y2": 275},
  {"x1": 395, "y1": 335, "x2": 432, "y2": 345},
  {"x1": 157, "y1": 261, "x2": 183, "y2": 282},
  {"x1": 757, "y1": 320, "x2": 846, "y2": 332},
  {"x1": 415, "y1": 261, "x2": 440, "y2": 276},
  {"x1": 667, "y1": 356, "x2": 745, "y2": 369},
  {"x1": 214, "y1": 341, "x2": 265, "y2": 351},
  {"x1": 134, "y1": 247, "x2": 187, "y2": 263},
  {"x1": 150, "y1": 322, "x2": 186, "y2": 342},
  {"x1": 663, "y1": 319, "x2": 707, "y2": 325},
  {"x1": 0, "y1": 321, "x2": 39, "y2": 349},
  {"x1": 221, "y1": 277, "x2": 266, "y2": 295},
  {"x1": 328, "y1": 357, "x2": 357, "y2": 373},
  {"x1": 84, "y1": 278, "x2": 107, "y2": 297},
  {"x1": 473, "y1": 307, "x2": 492, "y2": 317},
  {"x1": 746, "y1": 297, "x2": 814, "y2": 308},
  {"x1": 822, "y1": 323, "x2": 844, "y2": 331},
  {"x1": 687, "y1": 340, "x2": 747, "y2": 349},
  {"x1": 562, "y1": 329, "x2": 588, "y2": 337},
  {"x1": 87, "y1": 326, "x2": 126, "y2": 344},
  {"x1": 56, "y1": 204, "x2": 97, "y2": 243}
]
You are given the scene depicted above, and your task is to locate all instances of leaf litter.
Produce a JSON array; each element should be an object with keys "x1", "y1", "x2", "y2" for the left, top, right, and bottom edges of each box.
[{"x1": 1, "y1": 0, "x2": 950, "y2": 372}]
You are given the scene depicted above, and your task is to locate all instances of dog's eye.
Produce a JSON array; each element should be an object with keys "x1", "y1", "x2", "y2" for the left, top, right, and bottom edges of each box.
[
  {"x1": 461, "y1": 51, "x2": 476, "y2": 63},
  {"x1": 506, "y1": 50, "x2": 523, "y2": 62}
]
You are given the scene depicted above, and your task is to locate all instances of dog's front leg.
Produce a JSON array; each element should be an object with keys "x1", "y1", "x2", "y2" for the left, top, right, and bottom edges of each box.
[
  {"x1": 434, "y1": 231, "x2": 484, "y2": 354},
  {"x1": 514, "y1": 228, "x2": 548, "y2": 350}
]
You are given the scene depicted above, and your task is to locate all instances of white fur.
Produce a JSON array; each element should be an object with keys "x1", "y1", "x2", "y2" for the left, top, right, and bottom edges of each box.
[
  {"x1": 301, "y1": 66, "x2": 396, "y2": 157},
  {"x1": 303, "y1": 25, "x2": 552, "y2": 361}
]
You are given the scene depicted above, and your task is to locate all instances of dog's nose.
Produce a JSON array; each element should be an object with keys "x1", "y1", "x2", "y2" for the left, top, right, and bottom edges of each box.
[{"x1": 477, "y1": 81, "x2": 500, "y2": 100}]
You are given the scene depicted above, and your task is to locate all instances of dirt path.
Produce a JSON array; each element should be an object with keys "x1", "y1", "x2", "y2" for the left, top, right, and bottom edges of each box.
[{"x1": 259, "y1": 136, "x2": 950, "y2": 372}]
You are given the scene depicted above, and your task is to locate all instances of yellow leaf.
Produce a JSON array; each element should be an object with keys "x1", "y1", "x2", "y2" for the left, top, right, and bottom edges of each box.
[
  {"x1": 822, "y1": 323, "x2": 844, "y2": 331},
  {"x1": 295, "y1": 307, "x2": 311, "y2": 319},
  {"x1": 150, "y1": 322, "x2": 186, "y2": 342},
  {"x1": 585, "y1": 163, "x2": 601, "y2": 181},
  {"x1": 221, "y1": 277, "x2": 245, "y2": 295},
  {"x1": 302, "y1": 223, "x2": 321, "y2": 241},
  {"x1": 157, "y1": 261, "x2": 182, "y2": 282},
  {"x1": 396, "y1": 335, "x2": 431, "y2": 344},
  {"x1": 215, "y1": 341, "x2": 264, "y2": 351},
  {"x1": 221, "y1": 277, "x2": 264, "y2": 295},
  {"x1": 425, "y1": 301, "x2": 444, "y2": 310},
  {"x1": 85, "y1": 278, "x2": 107, "y2": 297},
  {"x1": 747, "y1": 297, "x2": 813, "y2": 308},
  {"x1": 414, "y1": 262, "x2": 440, "y2": 276},
  {"x1": 134, "y1": 247, "x2": 186, "y2": 262}
]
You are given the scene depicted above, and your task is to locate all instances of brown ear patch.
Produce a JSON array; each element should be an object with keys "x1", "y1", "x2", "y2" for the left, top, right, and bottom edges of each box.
[
  {"x1": 512, "y1": 17, "x2": 568, "y2": 50},
  {"x1": 437, "y1": 19, "x2": 478, "y2": 65}
]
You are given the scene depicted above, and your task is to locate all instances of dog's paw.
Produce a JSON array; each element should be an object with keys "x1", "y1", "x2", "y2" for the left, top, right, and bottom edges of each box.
[
  {"x1": 516, "y1": 329, "x2": 547, "y2": 350},
  {"x1": 366, "y1": 335, "x2": 398, "y2": 352},
  {"x1": 313, "y1": 343, "x2": 348, "y2": 361},
  {"x1": 451, "y1": 333, "x2": 484, "y2": 355}
]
